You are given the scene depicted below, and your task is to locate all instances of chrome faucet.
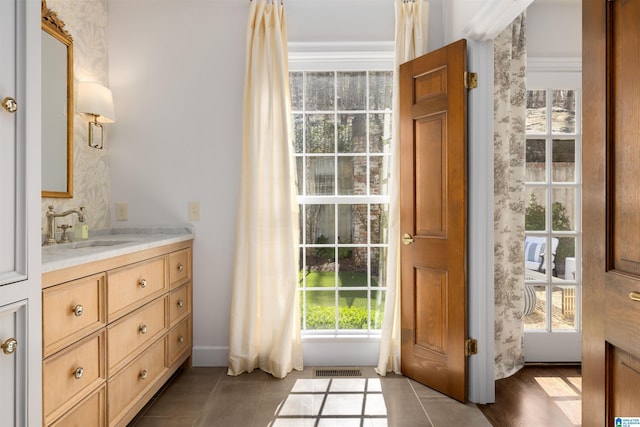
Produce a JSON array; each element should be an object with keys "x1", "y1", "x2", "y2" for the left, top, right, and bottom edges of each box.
[{"x1": 44, "y1": 205, "x2": 86, "y2": 246}]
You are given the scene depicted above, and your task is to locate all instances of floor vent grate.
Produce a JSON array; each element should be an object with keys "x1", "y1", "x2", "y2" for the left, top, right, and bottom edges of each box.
[{"x1": 314, "y1": 368, "x2": 363, "y2": 377}]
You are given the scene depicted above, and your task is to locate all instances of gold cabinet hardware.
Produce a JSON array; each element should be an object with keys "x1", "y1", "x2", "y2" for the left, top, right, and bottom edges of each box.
[
  {"x1": 178, "y1": 263, "x2": 184, "y2": 272},
  {"x1": 139, "y1": 324, "x2": 147, "y2": 334},
  {"x1": 74, "y1": 367, "x2": 84, "y2": 379},
  {"x1": 630, "y1": 292, "x2": 640, "y2": 302},
  {"x1": 73, "y1": 304, "x2": 84, "y2": 317},
  {"x1": 1, "y1": 337, "x2": 17, "y2": 355},
  {"x1": 402, "y1": 233, "x2": 415, "y2": 245},
  {"x1": 178, "y1": 336, "x2": 185, "y2": 344},
  {"x1": 177, "y1": 299, "x2": 184, "y2": 308},
  {"x1": 140, "y1": 369, "x2": 148, "y2": 380},
  {"x1": 2, "y1": 96, "x2": 17, "y2": 113},
  {"x1": 139, "y1": 278, "x2": 147, "y2": 288}
]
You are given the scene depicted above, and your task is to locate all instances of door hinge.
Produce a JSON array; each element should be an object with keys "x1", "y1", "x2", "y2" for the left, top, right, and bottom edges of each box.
[
  {"x1": 464, "y1": 72, "x2": 478, "y2": 89},
  {"x1": 465, "y1": 338, "x2": 478, "y2": 356}
]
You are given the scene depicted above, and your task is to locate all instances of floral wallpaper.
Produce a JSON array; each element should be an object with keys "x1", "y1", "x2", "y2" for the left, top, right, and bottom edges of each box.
[{"x1": 41, "y1": 0, "x2": 111, "y2": 237}]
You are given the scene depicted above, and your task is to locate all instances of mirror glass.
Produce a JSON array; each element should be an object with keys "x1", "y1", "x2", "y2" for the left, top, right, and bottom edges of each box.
[{"x1": 42, "y1": 0, "x2": 73, "y2": 198}]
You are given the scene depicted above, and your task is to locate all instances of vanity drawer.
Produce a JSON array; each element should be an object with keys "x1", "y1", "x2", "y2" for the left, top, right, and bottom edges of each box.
[
  {"x1": 43, "y1": 273, "x2": 106, "y2": 358},
  {"x1": 169, "y1": 317, "x2": 192, "y2": 366},
  {"x1": 169, "y1": 282, "x2": 191, "y2": 326},
  {"x1": 107, "y1": 296, "x2": 168, "y2": 375},
  {"x1": 108, "y1": 337, "x2": 168, "y2": 426},
  {"x1": 169, "y1": 248, "x2": 191, "y2": 288},
  {"x1": 107, "y1": 256, "x2": 167, "y2": 321},
  {"x1": 49, "y1": 384, "x2": 106, "y2": 427},
  {"x1": 43, "y1": 330, "x2": 106, "y2": 425}
]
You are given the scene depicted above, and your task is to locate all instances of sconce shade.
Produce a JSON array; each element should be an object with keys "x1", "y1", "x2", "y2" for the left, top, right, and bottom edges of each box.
[{"x1": 77, "y1": 81, "x2": 115, "y2": 123}]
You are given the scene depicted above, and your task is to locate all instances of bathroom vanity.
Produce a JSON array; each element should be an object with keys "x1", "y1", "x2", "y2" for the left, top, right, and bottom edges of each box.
[{"x1": 41, "y1": 228, "x2": 194, "y2": 427}]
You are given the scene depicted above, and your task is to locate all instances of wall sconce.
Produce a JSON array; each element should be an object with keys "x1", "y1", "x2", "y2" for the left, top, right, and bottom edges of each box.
[{"x1": 77, "y1": 81, "x2": 115, "y2": 149}]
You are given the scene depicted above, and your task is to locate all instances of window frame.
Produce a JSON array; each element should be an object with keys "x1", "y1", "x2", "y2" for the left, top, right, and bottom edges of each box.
[
  {"x1": 289, "y1": 44, "x2": 393, "y2": 337},
  {"x1": 524, "y1": 58, "x2": 582, "y2": 337}
]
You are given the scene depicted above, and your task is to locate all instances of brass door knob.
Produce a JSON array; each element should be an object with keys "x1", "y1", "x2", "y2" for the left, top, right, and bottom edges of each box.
[
  {"x1": 139, "y1": 324, "x2": 147, "y2": 334},
  {"x1": 402, "y1": 233, "x2": 415, "y2": 245},
  {"x1": 177, "y1": 299, "x2": 184, "y2": 308},
  {"x1": 2, "y1": 96, "x2": 17, "y2": 113},
  {"x1": 177, "y1": 264, "x2": 184, "y2": 272},
  {"x1": 140, "y1": 369, "x2": 148, "y2": 380},
  {"x1": 630, "y1": 291, "x2": 640, "y2": 302},
  {"x1": 178, "y1": 336, "x2": 185, "y2": 344},
  {"x1": 1, "y1": 338, "x2": 17, "y2": 355}
]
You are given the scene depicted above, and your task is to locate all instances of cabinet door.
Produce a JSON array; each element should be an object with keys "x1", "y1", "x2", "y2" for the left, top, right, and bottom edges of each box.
[
  {"x1": 0, "y1": 0, "x2": 27, "y2": 286},
  {"x1": 0, "y1": 301, "x2": 27, "y2": 427}
]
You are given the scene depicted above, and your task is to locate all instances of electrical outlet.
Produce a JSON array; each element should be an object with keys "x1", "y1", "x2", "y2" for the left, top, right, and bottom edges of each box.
[
  {"x1": 115, "y1": 202, "x2": 128, "y2": 221},
  {"x1": 188, "y1": 201, "x2": 200, "y2": 221}
]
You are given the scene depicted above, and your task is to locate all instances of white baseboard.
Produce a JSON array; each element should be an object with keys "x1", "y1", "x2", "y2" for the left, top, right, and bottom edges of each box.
[
  {"x1": 191, "y1": 338, "x2": 381, "y2": 367},
  {"x1": 192, "y1": 346, "x2": 229, "y2": 367}
]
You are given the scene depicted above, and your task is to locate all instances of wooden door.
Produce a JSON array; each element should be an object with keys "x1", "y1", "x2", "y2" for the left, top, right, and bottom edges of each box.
[
  {"x1": 399, "y1": 39, "x2": 468, "y2": 403},
  {"x1": 583, "y1": 1, "x2": 640, "y2": 425}
]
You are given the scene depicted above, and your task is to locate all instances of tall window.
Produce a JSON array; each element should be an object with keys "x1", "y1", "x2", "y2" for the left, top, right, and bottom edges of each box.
[
  {"x1": 290, "y1": 70, "x2": 393, "y2": 333},
  {"x1": 524, "y1": 87, "x2": 581, "y2": 332}
]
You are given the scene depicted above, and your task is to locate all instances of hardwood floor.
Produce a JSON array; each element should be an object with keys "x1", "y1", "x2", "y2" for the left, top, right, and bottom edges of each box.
[{"x1": 477, "y1": 364, "x2": 581, "y2": 427}]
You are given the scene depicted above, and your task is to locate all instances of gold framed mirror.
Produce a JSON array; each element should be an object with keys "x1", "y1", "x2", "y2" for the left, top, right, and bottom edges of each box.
[{"x1": 42, "y1": 0, "x2": 73, "y2": 198}]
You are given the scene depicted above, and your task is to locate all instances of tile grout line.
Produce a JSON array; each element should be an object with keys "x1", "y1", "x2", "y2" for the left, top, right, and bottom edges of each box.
[{"x1": 408, "y1": 378, "x2": 436, "y2": 427}]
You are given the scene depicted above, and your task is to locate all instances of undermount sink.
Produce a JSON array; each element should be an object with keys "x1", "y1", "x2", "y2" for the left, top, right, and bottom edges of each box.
[{"x1": 58, "y1": 240, "x2": 132, "y2": 249}]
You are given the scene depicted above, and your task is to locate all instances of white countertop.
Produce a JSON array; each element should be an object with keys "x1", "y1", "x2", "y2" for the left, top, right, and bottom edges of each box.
[{"x1": 41, "y1": 226, "x2": 195, "y2": 273}]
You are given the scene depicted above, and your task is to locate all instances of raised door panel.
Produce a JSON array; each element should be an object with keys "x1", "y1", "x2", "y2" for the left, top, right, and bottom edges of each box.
[
  {"x1": 399, "y1": 39, "x2": 468, "y2": 403},
  {"x1": 43, "y1": 330, "x2": 106, "y2": 425},
  {"x1": 583, "y1": 0, "x2": 640, "y2": 424},
  {"x1": 168, "y1": 317, "x2": 191, "y2": 367},
  {"x1": 0, "y1": 0, "x2": 26, "y2": 286},
  {"x1": 168, "y1": 249, "x2": 191, "y2": 288},
  {"x1": 43, "y1": 273, "x2": 106, "y2": 357},
  {"x1": 0, "y1": 300, "x2": 26, "y2": 427},
  {"x1": 107, "y1": 256, "x2": 167, "y2": 321},
  {"x1": 169, "y1": 283, "x2": 191, "y2": 327},
  {"x1": 107, "y1": 296, "x2": 168, "y2": 375},
  {"x1": 49, "y1": 385, "x2": 106, "y2": 427},
  {"x1": 107, "y1": 337, "x2": 168, "y2": 427}
]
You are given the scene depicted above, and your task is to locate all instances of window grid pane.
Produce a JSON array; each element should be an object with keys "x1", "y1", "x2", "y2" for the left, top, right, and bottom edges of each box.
[
  {"x1": 524, "y1": 88, "x2": 581, "y2": 333},
  {"x1": 293, "y1": 70, "x2": 392, "y2": 332}
]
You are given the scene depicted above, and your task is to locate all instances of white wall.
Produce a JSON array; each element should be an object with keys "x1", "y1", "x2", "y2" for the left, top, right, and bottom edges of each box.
[
  {"x1": 107, "y1": 0, "x2": 580, "y2": 380},
  {"x1": 527, "y1": 0, "x2": 581, "y2": 58},
  {"x1": 108, "y1": 0, "x2": 449, "y2": 366}
]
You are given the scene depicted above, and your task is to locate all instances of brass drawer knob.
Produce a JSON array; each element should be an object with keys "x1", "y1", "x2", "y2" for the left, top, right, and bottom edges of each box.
[
  {"x1": 1, "y1": 337, "x2": 17, "y2": 355},
  {"x1": 139, "y1": 278, "x2": 147, "y2": 288},
  {"x1": 140, "y1": 369, "x2": 148, "y2": 380},
  {"x1": 73, "y1": 304, "x2": 84, "y2": 317},
  {"x1": 178, "y1": 335, "x2": 185, "y2": 344},
  {"x1": 139, "y1": 324, "x2": 147, "y2": 334},
  {"x1": 2, "y1": 96, "x2": 17, "y2": 113},
  {"x1": 177, "y1": 263, "x2": 184, "y2": 273},
  {"x1": 177, "y1": 299, "x2": 184, "y2": 308},
  {"x1": 74, "y1": 367, "x2": 84, "y2": 379},
  {"x1": 630, "y1": 291, "x2": 640, "y2": 302}
]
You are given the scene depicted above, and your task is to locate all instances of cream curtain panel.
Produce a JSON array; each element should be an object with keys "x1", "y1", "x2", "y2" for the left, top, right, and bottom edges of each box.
[
  {"x1": 493, "y1": 14, "x2": 527, "y2": 380},
  {"x1": 227, "y1": 0, "x2": 302, "y2": 379},
  {"x1": 376, "y1": 0, "x2": 428, "y2": 376}
]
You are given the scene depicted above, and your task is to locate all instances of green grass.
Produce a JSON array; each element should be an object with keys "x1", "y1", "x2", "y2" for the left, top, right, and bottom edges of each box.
[{"x1": 299, "y1": 270, "x2": 385, "y2": 330}]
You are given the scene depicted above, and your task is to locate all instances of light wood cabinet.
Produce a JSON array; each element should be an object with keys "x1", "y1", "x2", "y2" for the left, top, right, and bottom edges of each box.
[{"x1": 42, "y1": 240, "x2": 193, "y2": 427}]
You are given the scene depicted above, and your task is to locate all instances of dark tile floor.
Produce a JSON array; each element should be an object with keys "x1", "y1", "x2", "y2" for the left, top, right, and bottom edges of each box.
[{"x1": 128, "y1": 366, "x2": 492, "y2": 427}]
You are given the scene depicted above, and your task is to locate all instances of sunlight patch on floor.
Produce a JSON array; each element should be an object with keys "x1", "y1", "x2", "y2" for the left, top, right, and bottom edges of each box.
[{"x1": 269, "y1": 378, "x2": 388, "y2": 427}]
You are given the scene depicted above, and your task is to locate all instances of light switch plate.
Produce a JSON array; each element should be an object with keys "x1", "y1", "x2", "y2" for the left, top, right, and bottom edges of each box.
[{"x1": 188, "y1": 201, "x2": 200, "y2": 221}]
